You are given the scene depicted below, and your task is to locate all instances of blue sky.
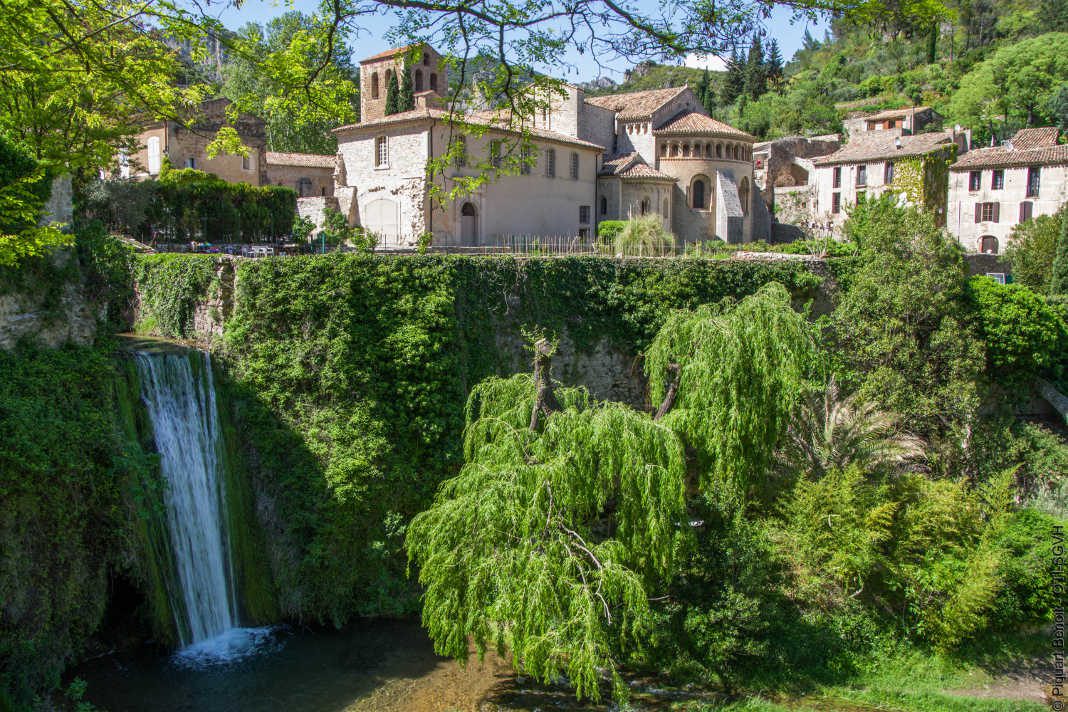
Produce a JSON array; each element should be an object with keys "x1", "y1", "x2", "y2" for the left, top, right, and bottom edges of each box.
[{"x1": 202, "y1": 0, "x2": 829, "y2": 82}]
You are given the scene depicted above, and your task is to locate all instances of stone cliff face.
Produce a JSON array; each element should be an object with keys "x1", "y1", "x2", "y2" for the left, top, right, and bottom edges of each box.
[{"x1": 0, "y1": 251, "x2": 100, "y2": 350}]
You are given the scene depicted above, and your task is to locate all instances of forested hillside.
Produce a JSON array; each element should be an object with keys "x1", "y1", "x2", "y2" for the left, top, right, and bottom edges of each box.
[{"x1": 592, "y1": 0, "x2": 1068, "y2": 143}]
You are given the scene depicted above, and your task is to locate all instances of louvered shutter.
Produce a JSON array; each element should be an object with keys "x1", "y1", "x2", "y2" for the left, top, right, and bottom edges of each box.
[
  {"x1": 992, "y1": 203, "x2": 1000, "y2": 223},
  {"x1": 974, "y1": 203, "x2": 981, "y2": 222}
]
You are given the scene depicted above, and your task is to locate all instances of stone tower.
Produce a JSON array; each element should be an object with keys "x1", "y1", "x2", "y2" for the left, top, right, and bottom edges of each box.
[{"x1": 359, "y1": 44, "x2": 448, "y2": 122}]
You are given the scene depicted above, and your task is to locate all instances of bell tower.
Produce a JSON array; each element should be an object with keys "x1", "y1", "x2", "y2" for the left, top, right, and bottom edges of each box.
[{"x1": 359, "y1": 44, "x2": 448, "y2": 122}]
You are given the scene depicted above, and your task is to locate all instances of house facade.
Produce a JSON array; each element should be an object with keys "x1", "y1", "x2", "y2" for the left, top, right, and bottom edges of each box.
[
  {"x1": 842, "y1": 106, "x2": 940, "y2": 139},
  {"x1": 125, "y1": 98, "x2": 268, "y2": 184},
  {"x1": 810, "y1": 131, "x2": 964, "y2": 235},
  {"x1": 332, "y1": 45, "x2": 757, "y2": 248},
  {"x1": 947, "y1": 127, "x2": 1068, "y2": 254},
  {"x1": 265, "y1": 152, "x2": 335, "y2": 197}
]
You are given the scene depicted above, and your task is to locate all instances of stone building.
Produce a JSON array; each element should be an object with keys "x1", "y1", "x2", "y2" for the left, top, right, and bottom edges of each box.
[
  {"x1": 753, "y1": 135, "x2": 840, "y2": 240},
  {"x1": 334, "y1": 46, "x2": 758, "y2": 248},
  {"x1": 265, "y1": 152, "x2": 335, "y2": 197},
  {"x1": 125, "y1": 98, "x2": 268, "y2": 184},
  {"x1": 810, "y1": 130, "x2": 965, "y2": 235},
  {"x1": 842, "y1": 106, "x2": 940, "y2": 139},
  {"x1": 947, "y1": 127, "x2": 1068, "y2": 254}
]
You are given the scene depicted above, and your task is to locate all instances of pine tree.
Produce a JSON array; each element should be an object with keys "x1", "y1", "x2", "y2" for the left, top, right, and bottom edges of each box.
[
  {"x1": 801, "y1": 28, "x2": 819, "y2": 52},
  {"x1": 720, "y1": 50, "x2": 744, "y2": 105},
  {"x1": 696, "y1": 67, "x2": 710, "y2": 110},
  {"x1": 1050, "y1": 208, "x2": 1068, "y2": 295},
  {"x1": 385, "y1": 70, "x2": 400, "y2": 115},
  {"x1": 399, "y1": 63, "x2": 415, "y2": 111},
  {"x1": 743, "y1": 34, "x2": 767, "y2": 100},
  {"x1": 766, "y1": 39, "x2": 784, "y2": 87}
]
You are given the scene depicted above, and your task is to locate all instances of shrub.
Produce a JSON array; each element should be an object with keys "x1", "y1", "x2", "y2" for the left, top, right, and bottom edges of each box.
[
  {"x1": 1005, "y1": 209, "x2": 1062, "y2": 294},
  {"x1": 596, "y1": 219, "x2": 626, "y2": 240},
  {"x1": 968, "y1": 276, "x2": 1068, "y2": 384},
  {"x1": 600, "y1": 215, "x2": 674, "y2": 257}
]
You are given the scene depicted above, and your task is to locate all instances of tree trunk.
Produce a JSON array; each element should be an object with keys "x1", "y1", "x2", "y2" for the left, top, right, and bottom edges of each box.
[
  {"x1": 654, "y1": 363, "x2": 681, "y2": 421},
  {"x1": 529, "y1": 338, "x2": 560, "y2": 431}
]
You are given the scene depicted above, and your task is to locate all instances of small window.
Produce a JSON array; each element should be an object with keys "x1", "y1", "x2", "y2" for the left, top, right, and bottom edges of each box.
[
  {"x1": 579, "y1": 227, "x2": 590, "y2": 239},
  {"x1": 371, "y1": 72, "x2": 380, "y2": 100},
  {"x1": 186, "y1": 157, "x2": 196, "y2": 169},
  {"x1": 831, "y1": 192, "x2": 841, "y2": 214},
  {"x1": 414, "y1": 69, "x2": 423, "y2": 92},
  {"x1": 489, "y1": 140, "x2": 503, "y2": 169},
  {"x1": 1019, "y1": 201, "x2": 1033, "y2": 222},
  {"x1": 884, "y1": 161, "x2": 894, "y2": 184},
  {"x1": 991, "y1": 169, "x2": 1004, "y2": 190},
  {"x1": 242, "y1": 154, "x2": 251, "y2": 171},
  {"x1": 429, "y1": 73, "x2": 438, "y2": 92},
  {"x1": 692, "y1": 179, "x2": 706, "y2": 209},
  {"x1": 423, "y1": 54, "x2": 429, "y2": 66},
  {"x1": 986, "y1": 272, "x2": 1006, "y2": 284},
  {"x1": 570, "y1": 152, "x2": 579, "y2": 179},
  {"x1": 979, "y1": 235, "x2": 999, "y2": 254},
  {"x1": 375, "y1": 136, "x2": 388, "y2": 167},
  {"x1": 600, "y1": 196, "x2": 607, "y2": 216},
  {"x1": 453, "y1": 136, "x2": 466, "y2": 168},
  {"x1": 1026, "y1": 166, "x2": 1040, "y2": 198},
  {"x1": 975, "y1": 202, "x2": 999, "y2": 222},
  {"x1": 832, "y1": 166, "x2": 841, "y2": 189},
  {"x1": 640, "y1": 198, "x2": 650, "y2": 215},
  {"x1": 545, "y1": 148, "x2": 556, "y2": 178},
  {"x1": 856, "y1": 164, "x2": 867, "y2": 187},
  {"x1": 579, "y1": 205, "x2": 590, "y2": 224},
  {"x1": 521, "y1": 147, "x2": 533, "y2": 175},
  {"x1": 968, "y1": 171, "x2": 981, "y2": 191}
]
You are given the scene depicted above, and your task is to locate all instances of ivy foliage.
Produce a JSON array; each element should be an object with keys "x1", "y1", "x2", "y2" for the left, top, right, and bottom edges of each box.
[{"x1": 132, "y1": 254, "x2": 218, "y2": 338}]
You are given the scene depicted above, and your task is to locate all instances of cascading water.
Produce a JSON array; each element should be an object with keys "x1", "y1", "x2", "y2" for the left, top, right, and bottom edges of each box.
[{"x1": 135, "y1": 350, "x2": 275, "y2": 665}]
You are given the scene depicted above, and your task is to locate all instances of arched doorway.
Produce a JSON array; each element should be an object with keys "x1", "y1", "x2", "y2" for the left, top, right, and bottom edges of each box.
[
  {"x1": 364, "y1": 197, "x2": 400, "y2": 246},
  {"x1": 979, "y1": 235, "x2": 998, "y2": 254},
  {"x1": 460, "y1": 202, "x2": 478, "y2": 245}
]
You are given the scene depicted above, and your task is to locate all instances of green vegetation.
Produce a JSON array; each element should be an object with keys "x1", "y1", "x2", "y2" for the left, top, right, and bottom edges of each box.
[
  {"x1": 1005, "y1": 208, "x2": 1064, "y2": 294},
  {"x1": 599, "y1": 215, "x2": 674, "y2": 257},
  {"x1": 0, "y1": 130, "x2": 71, "y2": 267},
  {"x1": 82, "y1": 168, "x2": 296, "y2": 245}
]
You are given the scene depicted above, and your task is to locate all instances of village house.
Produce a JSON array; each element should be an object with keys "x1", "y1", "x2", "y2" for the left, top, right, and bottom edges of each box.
[
  {"x1": 752, "y1": 135, "x2": 840, "y2": 240},
  {"x1": 947, "y1": 127, "x2": 1068, "y2": 254},
  {"x1": 809, "y1": 130, "x2": 966, "y2": 235},
  {"x1": 333, "y1": 45, "x2": 759, "y2": 248},
  {"x1": 842, "y1": 106, "x2": 940, "y2": 139},
  {"x1": 124, "y1": 98, "x2": 269, "y2": 184},
  {"x1": 265, "y1": 152, "x2": 335, "y2": 197}
]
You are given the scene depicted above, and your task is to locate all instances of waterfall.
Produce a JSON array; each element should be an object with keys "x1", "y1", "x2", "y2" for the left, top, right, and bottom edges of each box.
[{"x1": 136, "y1": 351, "x2": 238, "y2": 647}]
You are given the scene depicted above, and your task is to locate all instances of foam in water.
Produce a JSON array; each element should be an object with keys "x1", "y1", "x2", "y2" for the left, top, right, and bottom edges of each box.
[
  {"x1": 137, "y1": 351, "x2": 277, "y2": 665},
  {"x1": 171, "y1": 626, "x2": 283, "y2": 668}
]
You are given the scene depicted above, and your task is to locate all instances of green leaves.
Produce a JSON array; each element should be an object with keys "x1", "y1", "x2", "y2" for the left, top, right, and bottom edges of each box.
[{"x1": 408, "y1": 374, "x2": 687, "y2": 701}]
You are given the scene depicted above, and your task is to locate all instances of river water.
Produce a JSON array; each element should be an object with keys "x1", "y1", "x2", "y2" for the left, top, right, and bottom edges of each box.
[{"x1": 76, "y1": 619, "x2": 518, "y2": 712}]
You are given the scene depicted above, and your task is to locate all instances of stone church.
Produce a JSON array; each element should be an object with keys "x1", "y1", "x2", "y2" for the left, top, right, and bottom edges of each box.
[{"x1": 333, "y1": 45, "x2": 758, "y2": 248}]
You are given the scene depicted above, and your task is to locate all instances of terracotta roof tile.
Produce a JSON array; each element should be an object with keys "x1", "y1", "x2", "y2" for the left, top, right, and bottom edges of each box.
[
  {"x1": 850, "y1": 105, "x2": 933, "y2": 121},
  {"x1": 1009, "y1": 127, "x2": 1060, "y2": 150},
  {"x1": 950, "y1": 143, "x2": 1068, "y2": 171},
  {"x1": 585, "y1": 87, "x2": 687, "y2": 120},
  {"x1": 618, "y1": 163, "x2": 676, "y2": 181},
  {"x1": 654, "y1": 111, "x2": 753, "y2": 140},
  {"x1": 812, "y1": 131, "x2": 956, "y2": 166},
  {"x1": 265, "y1": 151, "x2": 334, "y2": 168},
  {"x1": 597, "y1": 152, "x2": 675, "y2": 181},
  {"x1": 333, "y1": 108, "x2": 604, "y2": 150},
  {"x1": 360, "y1": 45, "x2": 420, "y2": 63}
]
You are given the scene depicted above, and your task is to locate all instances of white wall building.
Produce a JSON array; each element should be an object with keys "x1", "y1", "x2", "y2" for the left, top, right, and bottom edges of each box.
[
  {"x1": 948, "y1": 127, "x2": 1068, "y2": 254},
  {"x1": 333, "y1": 45, "x2": 758, "y2": 248}
]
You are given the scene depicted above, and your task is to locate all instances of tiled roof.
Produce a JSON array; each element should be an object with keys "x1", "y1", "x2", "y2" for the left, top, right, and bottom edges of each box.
[
  {"x1": 812, "y1": 131, "x2": 956, "y2": 166},
  {"x1": 653, "y1": 111, "x2": 753, "y2": 140},
  {"x1": 1009, "y1": 127, "x2": 1060, "y2": 150},
  {"x1": 265, "y1": 152, "x2": 334, "y2": 168},
  {"x1": 585, "y1": 87, "x2": 687, "y2": 120},
  {"x1": 598, "y1": 153, "x2": 675, "y2": 181},
  {"x1": 950, "y1": 143, "x2": 1068, "y2": 170},
  {"x1": 360, "y1": 45, "x2": 420, "y2": 63},
  {"x1": 333, "y1": 108, "x2": 604, "y2": 150}
]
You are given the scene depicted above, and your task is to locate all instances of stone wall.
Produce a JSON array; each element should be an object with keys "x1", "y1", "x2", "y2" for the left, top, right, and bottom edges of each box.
[{"x1": 0, "y1": 251, "x2": 99, "y2": 350}]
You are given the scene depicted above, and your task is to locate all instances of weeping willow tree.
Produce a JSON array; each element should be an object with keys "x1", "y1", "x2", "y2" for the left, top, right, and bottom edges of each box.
[
  {"x1": 645, "y1": 282, "x2": 819, "y2": 500},
  {"x1": 408, "y1": 286, "x2": 818, "y2": 701},
  {"x1": 407, "y1": 366, "x2": 687, "y2": 701}
]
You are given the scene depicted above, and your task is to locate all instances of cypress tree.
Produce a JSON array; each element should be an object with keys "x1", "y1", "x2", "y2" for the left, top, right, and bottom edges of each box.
[
  {"x1": 385, "y1": 70, "x2": 400, "y2": 115},
  {"x1": 720, "y1": 50, "x2": 744, "y2": 105},
  {"x1": 766, "y1": 39, "x2": 784, "y2": 86},
  {"x1": 743, "y1": 34, "x2": 767, "y2": 100},
  {"x1": 696, "y1": 68, "x2": 711, "y2": 110},
  {"x1": 399, "y1": 64, "x2": 415, "y2": 111},
  {"x1": 1050, "y1": 209, "x2": 1068, "y2": 295}
]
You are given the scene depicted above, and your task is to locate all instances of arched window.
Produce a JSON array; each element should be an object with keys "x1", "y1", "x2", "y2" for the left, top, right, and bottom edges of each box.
[
  {"x1": 660, "y1": 144, "x2": 667, "y2": 157},
  {"x1": 430, "y1": 73, "x2": 438, "y2": 92},
  {"x1": 600, "y1": 196, "x2": 608, "y2": 216},
  {"x1": 663, "y1": 198, "x2": 669, "y2": 216},
  {"x1": 460, "y1": 202, "x2": 478, "y2": 245},
  {"x1": 691, "y1": 176, "x2": 708, "y2": 209},
  {"x1": 739, "y1": 177, "x2": 750, "y2": 216},
  {"x1": 297, "y1": 177, "x2": 313, "y2": 197},
  {"x1": 414, "y1": 69, "x2": 423, "y2": 92},
  {"x1": 371, "y1": 72, "x2": 380, "y2": 99},
  {"x1": 705, "y1": 143, "x2": 712, "y2": 157},
  {"x1": 671, "y1": 144, "x2": 680, "y2": 157},
  {"x1": 640, "y1": 197, "x2": 650, "y2": 215},
  {"x1": 423, "y1": 54, "x2": 430, "y2": 66},
  {"x1": 735, "y1": 145, "x2": 741, "y2": 160},
  {"x1": 716, "y1": 143, "x2": 722, "y2": 158},
  {"x1": 979, "y1": 235, "x2": 999, "y2": 254},
  {"x1": 385, "y1": 68, "x2": 393, "y2": 86}
]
